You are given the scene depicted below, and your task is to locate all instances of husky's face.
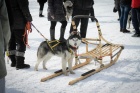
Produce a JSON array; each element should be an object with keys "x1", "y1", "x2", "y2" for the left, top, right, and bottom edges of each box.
[{"x1": 68, "y1": 31, "x2": 81, "y2": 48}]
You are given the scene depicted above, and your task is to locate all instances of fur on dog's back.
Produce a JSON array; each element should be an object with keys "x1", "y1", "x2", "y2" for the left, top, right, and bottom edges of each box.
[{"x1": 37, "y1": 41, "x2": 70, "y2": 59}]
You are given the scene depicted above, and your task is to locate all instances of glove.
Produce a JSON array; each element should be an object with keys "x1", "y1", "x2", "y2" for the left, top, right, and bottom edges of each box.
[{"x1": 113, "y1": 7, "x2": 117, "y2": 13}]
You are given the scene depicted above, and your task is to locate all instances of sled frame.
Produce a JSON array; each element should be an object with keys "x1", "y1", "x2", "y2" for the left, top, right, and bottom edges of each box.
[{"x1": 69, "y1": 15, "x2": 124, "y2": 85}]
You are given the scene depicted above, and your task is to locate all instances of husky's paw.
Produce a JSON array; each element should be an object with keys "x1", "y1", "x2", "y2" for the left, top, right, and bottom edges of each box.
[
  {"x1": 70, "y1": 71, "x2": 75, "y2": 74},
  {"x1": 63, "y1": 72, "x2": 69, "y2": 76},
  {"x1": 34, "y1": 68, "x2": 38, "y2": 71},
  {"x1": 43, "y1": 67, "x2": 47, "y2": 70}
]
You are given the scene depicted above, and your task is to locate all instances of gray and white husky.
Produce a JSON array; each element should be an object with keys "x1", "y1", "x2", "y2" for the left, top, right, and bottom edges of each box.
[{"x1": 35, "y1": 31, "x2": 81, "y2": 76}]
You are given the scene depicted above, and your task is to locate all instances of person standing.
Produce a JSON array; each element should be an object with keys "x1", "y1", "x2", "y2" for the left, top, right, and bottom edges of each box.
[
  {"x1": 69, "y1": 0, "x2": 94, "y2": 38},
  {"x1": 119, "y1": 0, "x2": 131, "y2": 33},
  {"x1": 131, "y1": 0, "x2": 140, "y2": 37},
  {"x1": 7, "y1": 0, "x2": 32, "y2": 70},
  {"x1": 37, "y1": 0, "x2": 47, "y2": 17},
  {"x1": 47, "y1": 0, "x2": 72, "y2": 42},
  {"x1": 0, "y1": 0, "x2": 11, "y2": 92}
]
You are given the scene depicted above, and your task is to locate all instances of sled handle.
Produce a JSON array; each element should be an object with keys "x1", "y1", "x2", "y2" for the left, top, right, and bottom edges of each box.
[
  {"x1": 71, "y1": 15, "x2": 113, "y2": 45},
  {"x1": 72, "y1": 15, "x2": 98, "y2": 22},
  {"x1": 71, "y1": 15, "x2": 98, "y2": 31}
]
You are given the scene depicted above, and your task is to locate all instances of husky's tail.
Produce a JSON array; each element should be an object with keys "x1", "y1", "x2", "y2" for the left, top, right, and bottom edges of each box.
[{"x1": 63, "y1": 0, "x2": 73, "y2": 21}]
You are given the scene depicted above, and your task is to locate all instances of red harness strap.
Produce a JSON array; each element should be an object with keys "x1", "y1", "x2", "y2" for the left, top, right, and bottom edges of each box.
[{"x1": 23, "y1": 22, "x2": 32, "y2": 48}]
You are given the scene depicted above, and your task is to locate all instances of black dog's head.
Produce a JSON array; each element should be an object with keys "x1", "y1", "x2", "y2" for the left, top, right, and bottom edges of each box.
[{"x1": 68, "y1": 31, "x2": 81, "y2": 48}]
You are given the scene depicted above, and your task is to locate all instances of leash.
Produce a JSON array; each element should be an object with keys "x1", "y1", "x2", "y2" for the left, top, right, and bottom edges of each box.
[
  {"x1": 31, "y1": 23, "x2": 48, "y2": 40},
  {"x1": 31, "y1": 23, "x2": 55, "y2": 53}
]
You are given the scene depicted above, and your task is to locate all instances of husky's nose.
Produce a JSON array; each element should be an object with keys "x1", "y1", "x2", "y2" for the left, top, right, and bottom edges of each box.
[{"x1": 74, "y1": 43, "x2": 77, "y2": 46}]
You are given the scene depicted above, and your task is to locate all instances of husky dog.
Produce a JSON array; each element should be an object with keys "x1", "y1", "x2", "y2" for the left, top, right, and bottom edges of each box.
[
  {"x1": 35, "y1": 31, "x2": 81, "y2": 76},
  {"x1": 63, "y1": 0, "x2": 73, "y2": 21}
]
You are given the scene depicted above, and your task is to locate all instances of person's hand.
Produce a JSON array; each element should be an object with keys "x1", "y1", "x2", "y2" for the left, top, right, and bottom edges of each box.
[
  {"x1": 26, "y1": 21, "x2": 32, "y2": 33},
  {"x1": 113, "y1": 7, "x2": 117, "y2": 13}
]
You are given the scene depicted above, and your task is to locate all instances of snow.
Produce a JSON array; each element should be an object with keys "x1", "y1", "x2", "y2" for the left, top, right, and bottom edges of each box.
[{"x1": 5, "y1": 0, "x2": 140, "y2": 93}]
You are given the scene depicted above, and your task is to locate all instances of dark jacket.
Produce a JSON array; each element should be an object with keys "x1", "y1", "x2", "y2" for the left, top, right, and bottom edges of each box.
[
  {"x1": 5, "y1": 0, "x2": 13, "y2": 27},
  {"x1": 47, "y1": 0, "x2": 66, "y2": 21},
  {"x1": 120, "y1": 0, "x2": 132, "y2": 6},
  {"x1": 0, "y1": 0, "x2": 11, "y2": 79},
  {"x1": 71, "y1": 0, "x2": 93, "y2": 10},
  {"x1": 9, "y1": 0, "x2": 32, "y2": 29},
  {"x1": 37, "y1": 0, "x2": 47, "y2": 3},
  {"x1": 114, "y1": 0, "x2": 120, "y2": 10}
]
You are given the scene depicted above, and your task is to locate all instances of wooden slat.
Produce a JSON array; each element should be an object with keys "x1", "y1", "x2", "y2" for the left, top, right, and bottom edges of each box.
[{"x1": 79, "y1": 44, "x2": 122, "y2": 59}]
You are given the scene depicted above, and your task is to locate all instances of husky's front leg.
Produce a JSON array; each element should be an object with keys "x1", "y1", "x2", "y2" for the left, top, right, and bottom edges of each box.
[
  {"x1": 68, "y1": 56, "x2": 75, "y2": 74},
  {"x1": 62, "y1": 58, "x2": 68, "y2": 76},
  {"x1": 35, "y1": 59, "x2": 41, "y2": 71},
  {"x1": 42, "y1": 57, "x2": 51, "y2": 70}
]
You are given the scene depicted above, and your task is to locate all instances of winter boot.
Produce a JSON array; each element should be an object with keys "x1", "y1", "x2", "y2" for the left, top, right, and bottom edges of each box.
[
  {"x1": 50, "y1": 29, "x2": 56, "y2": 41},
  {"x1": 16, "y1": 56, "x2": 30, "y2": 70},
  {"x1": 122, "y1": 29, "x2": 130, "y2": 33},
  {"x1": 120, "y1": 28, "x2": 123, "y2": 32},
  {"x1": 59, "y1": 28, "x2": 66, "y2": 42},
  {"x1": 9, "y1": 55, "x2": 16, "y2": 67},
  {"x1": 39, "y1": 10, "x2": 44, "y2": 17}
]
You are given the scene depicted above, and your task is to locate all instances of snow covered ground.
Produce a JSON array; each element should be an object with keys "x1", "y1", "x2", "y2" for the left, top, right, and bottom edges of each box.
[{"x1": 5, "y1": 0, "x2": 140, "y2": 93}]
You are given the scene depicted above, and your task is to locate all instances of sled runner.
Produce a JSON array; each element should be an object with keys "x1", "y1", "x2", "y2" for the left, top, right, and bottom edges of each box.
[{"x1": 41, "y1": 15, "x2": 124, "y2": 85}]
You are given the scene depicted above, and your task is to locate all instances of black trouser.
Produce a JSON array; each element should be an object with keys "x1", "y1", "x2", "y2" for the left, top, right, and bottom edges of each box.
[
  {"x1": 50, "y1": 21, "x2": 67, "y2": 29},
  {"x1": 8, "y1": 29, "x2": 26, "y2": 54},
  {"x1": 132, "y1": 8, "x2": 140, "y2": 34},
  {"x1": 90, "y1": 7, "x2": 95, "y2": 17},
  {"x1": 39, "y1": 2, "x2": 44, "y2": 11},
  {"x1": 70, "y1": 9, "x2": 90, "y2": 38}
]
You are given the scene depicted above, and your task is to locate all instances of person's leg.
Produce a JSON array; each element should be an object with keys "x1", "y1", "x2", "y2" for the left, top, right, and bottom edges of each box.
[
  {"x1": 137, "y1": 9, "x2": 140, "y2": 28},
  {"x1": 80, "y1": 18, "x2": 89, "y2": 38},
  {"x1": 14, "y1": 29, "x2": 30, "y2": 70},
  {"x1": 50, "y1": 21, "x2": 57, "y2": 40},
  {"x1": 80, "y1": 10, "x2": 90, "y2": 38},
  {"x1": 132, "y1": 8, "x2": 140, "y2": 37},
  {"x1": 120, "y1": 5, "x2": 124, "y2": 32},
  {"x1": 39, "y1": 2, "x2": 45, "y2": 17},
  {"x1": 122, "y1": 5, "x2": 131, "y2": 31},
  {"x1": 8, "y1": 30, "x2": 16, "y2": 67},
  {"x1": 0, "y1": 78, "x2": 5, "y2": 93},
  {"x1": 59, "y1": 20, "x2": 67, "y2": 41}
]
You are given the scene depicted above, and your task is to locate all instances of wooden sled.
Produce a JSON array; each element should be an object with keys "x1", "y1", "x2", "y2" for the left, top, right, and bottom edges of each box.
[
  {"x1": 41, "y1": 15, "x2": 124, "y2": 84},
  {"x1": 68, "y1": 15, "x2": 124, "y2": 85}
]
